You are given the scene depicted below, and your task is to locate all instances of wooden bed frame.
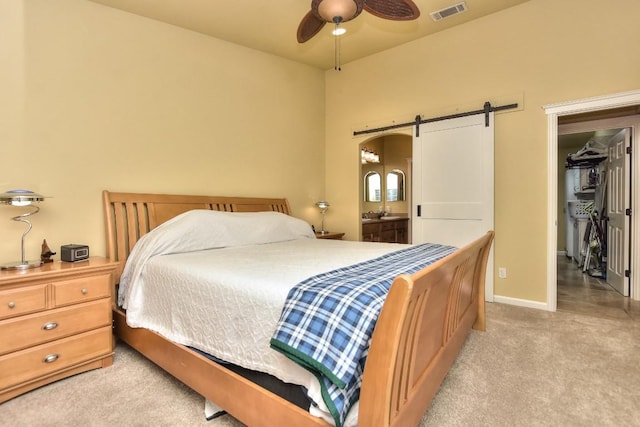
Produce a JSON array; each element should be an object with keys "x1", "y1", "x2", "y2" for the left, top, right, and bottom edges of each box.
[{"x1": 103, "y1": 190, "x2": 494, "y2": 427}]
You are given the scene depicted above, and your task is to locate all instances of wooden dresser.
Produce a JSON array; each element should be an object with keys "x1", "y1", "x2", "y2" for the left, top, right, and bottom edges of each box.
[{"x1": 0, "y1": 257, "x2": 117, "y2": 403}]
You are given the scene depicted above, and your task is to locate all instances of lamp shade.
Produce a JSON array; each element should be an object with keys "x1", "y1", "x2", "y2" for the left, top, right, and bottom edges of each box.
[
  {"x1": 316, "y1": 200, "x2": 330, "y2": 210},
  {"x1": 0, "y1": 190, "x2": 45, "y2": 206}
]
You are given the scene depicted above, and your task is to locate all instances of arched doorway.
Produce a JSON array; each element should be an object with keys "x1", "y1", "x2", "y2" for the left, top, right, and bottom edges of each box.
[{"x1": 359, "y1": 134, "x2": 412, "y2": 242}]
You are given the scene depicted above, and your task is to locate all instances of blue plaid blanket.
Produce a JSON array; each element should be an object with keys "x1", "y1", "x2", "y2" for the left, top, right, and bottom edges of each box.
[{"x1": 270, "y1": 243, "x2": 456, "y2": 427}]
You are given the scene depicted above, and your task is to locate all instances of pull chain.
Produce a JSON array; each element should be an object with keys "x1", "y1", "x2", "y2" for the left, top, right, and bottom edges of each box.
[
  {"x1": 334, "y1": 28, "x2": 341, "y2": 71},
  {"x1": 332, "y1": 17, "x2": 344, "y2": 71}
]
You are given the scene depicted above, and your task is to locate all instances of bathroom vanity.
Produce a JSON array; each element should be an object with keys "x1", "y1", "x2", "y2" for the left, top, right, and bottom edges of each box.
[{"x1": 361, "y1": 217, "x2": 409, "y2": 244}]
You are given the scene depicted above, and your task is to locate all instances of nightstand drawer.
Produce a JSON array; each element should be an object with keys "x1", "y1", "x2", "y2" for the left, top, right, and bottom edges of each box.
[
  {"x1": 0, "y1": 326, "x2": 112, "y2": 391},
  {"x1": 0, "y1": 298, "x2": 111, "y2": 356},
  {"x1": 53, "y1": 273, "x2": 110, "y2": 307},
  {"x1": 0, "y1": 284, "x2": 47, "y2": 320}
]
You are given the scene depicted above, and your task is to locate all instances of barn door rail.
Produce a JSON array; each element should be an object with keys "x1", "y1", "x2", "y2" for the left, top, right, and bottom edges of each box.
[{"x1": 353, "y1": 101, "x2": 518, "y2": 137}]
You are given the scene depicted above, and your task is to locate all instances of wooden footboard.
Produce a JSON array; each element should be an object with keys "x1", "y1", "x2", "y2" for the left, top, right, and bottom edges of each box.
[
  {"x1": 103, "y1": 191, "x2": 493, "y2": 427},
  {"x1": 360, "y1": 231, "x2": 494, "y2": 426}
]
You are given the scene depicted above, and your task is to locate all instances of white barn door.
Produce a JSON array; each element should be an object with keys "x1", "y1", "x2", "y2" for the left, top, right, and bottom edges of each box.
[{"x1": 412, "y1": 113, "x2": 494, "y2": 301}]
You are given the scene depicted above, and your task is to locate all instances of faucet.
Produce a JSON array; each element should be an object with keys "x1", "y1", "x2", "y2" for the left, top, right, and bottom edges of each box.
[{"x1": 362, "y1": 211, "x2": 376, "y2": 219}]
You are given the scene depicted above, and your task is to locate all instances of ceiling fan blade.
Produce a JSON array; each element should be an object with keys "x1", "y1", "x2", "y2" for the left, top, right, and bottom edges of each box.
[
  {"x1": 297, "y1": 11, "x2": 327, "y2": 43},
  {"x1": 364, "y1": 0, "x2": 420, "y2": 21}
]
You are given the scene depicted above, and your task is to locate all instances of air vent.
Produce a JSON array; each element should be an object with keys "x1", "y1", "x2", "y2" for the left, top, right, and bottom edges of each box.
[{"x1": 429, "y1": 2, "x2": 468, "y2": 21}]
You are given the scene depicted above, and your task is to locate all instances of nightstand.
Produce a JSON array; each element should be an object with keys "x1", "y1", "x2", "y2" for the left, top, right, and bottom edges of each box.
[
  {"x1": 315, "y1": 231, "x2": 345, "y2": 240},
  {"x1": 0, "y1": 257, "x2": 117, "y2": 403}
]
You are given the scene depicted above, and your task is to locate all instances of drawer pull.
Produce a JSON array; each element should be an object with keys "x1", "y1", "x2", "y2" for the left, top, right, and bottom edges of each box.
[
  {"x1": 43, "y1": 353, "x2": 59, "y2": 364},
  {"x1": 81, "y1": 288, "x2": 88, "y2": 295},
  {"x1": 8, "y1": 301, "x2": 16, "y2": 309},
  {"x1": 42, "y1": 321, "x2": 59, "y2": 331}
]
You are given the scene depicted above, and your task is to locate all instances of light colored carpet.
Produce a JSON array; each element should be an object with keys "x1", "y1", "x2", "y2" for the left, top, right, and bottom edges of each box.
[{"x1": 3, "y1": 303, "x2": 640, "y2": 426}]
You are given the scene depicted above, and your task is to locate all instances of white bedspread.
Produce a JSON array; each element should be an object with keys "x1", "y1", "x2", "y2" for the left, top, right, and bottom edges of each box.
[
  {"x1": 118, "y1": 210, "x2": 408, "y2": 424},
  {"x1": 118, "y1": 209, "x2": 317, "y2": 308}
]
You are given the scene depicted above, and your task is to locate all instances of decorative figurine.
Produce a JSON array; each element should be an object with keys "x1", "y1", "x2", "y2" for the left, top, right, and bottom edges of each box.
[{"x1": 41, "y1": 239, "x2": 56, "y2": 263}]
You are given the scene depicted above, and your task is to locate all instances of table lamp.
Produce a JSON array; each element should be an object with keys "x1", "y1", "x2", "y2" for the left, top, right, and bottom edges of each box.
[
  {"x1": 315, "y1": 200, "x2": 330, "y2": 235},
  {"x1": 0, "y1": 190, "x2": 46, "y2": 270}
]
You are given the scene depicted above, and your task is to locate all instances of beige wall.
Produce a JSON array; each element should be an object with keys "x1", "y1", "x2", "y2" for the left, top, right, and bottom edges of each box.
[
  {"x1": 3, "y1": 0, "x2": 639, "y2": 306},
  {"x1": 0, "y1": 0, "x2": 325, "y2": 262},
  {"x1": 325, "y1": 0, "x2": 640, "y2": 303}
]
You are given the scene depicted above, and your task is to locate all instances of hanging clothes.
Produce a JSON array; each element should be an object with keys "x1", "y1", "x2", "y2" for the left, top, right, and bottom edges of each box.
[{"x1": 565, "y1": 138, "x2": 607, "y2": 167}]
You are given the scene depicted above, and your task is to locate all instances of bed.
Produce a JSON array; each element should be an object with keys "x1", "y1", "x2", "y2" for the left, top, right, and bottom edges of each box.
[{"x1": 103, "y1": 190, "x2": 494, "y2": 427}]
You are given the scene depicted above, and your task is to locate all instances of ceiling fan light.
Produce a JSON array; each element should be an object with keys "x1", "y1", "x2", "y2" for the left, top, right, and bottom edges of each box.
[
  {"x1": 316, "y1": 0, "x2": 362, "y2": 22},
  {"x1": 332, "y1": 26, "x2": 347, "y2": 36}
]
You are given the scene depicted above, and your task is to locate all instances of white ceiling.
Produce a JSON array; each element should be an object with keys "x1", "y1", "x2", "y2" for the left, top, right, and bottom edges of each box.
[{"x1": 88, "y1": 0, "x2": 530, "y2": 70}]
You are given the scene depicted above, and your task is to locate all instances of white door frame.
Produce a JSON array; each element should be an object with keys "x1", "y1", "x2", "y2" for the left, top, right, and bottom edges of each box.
[{"x1": 545, "y1": 90, "x2": 640, "y2": 311}]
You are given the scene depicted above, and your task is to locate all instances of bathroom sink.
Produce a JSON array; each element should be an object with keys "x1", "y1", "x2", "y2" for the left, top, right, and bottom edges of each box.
[{"x1": 380, "y1": 216, "x2": 405, "y2": 220}]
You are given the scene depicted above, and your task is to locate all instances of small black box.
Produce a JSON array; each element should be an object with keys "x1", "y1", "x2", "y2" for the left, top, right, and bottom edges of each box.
[{"x1": 61, "y1": 244, "x2": 89, "y2": 262}]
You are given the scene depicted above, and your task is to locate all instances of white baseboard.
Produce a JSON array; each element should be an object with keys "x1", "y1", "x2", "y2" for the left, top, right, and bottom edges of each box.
[{"x1": 492, "y1": 295, "x2": 550, "y2": 311}]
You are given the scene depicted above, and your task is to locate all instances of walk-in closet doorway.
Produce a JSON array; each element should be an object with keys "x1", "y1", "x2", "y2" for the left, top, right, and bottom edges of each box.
[
  {"x1": 546, "y1": 90, "x2": 640, "y2": 313},
  {"x1": 557, "y1": 122, "x2": 633, "y2": 316}
]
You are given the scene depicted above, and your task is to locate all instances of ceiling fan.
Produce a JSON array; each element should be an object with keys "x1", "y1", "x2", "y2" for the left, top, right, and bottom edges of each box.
[{"x1": 297, "y1": 0, "x2": 421, "y2": 43}]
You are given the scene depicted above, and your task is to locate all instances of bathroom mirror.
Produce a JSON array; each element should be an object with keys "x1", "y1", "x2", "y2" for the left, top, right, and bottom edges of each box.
[
  {"x1": 364, "y1": 171, "x2": 381, "y2": 202},
  {"x1": 386, "y1": 169, "x2": 405, "y2": 202}
]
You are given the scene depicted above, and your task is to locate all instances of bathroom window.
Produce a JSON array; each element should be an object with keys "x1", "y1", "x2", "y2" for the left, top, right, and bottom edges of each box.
[
  {"x1": 364, "y1": 171, "x2": 381, "y2": 202},
  {"x1": 386, "y1": 169, "x2": 405, "y2": 202}
]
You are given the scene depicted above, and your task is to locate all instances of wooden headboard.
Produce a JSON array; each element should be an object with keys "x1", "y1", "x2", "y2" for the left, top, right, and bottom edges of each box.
[{"x1": 102, "y1": 191, "x2": 291, "y2": 280}]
